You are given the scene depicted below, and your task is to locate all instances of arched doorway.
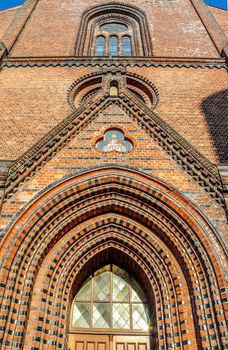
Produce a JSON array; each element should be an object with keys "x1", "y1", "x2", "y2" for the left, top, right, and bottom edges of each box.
[
  {"x1": 68, "y1": 264, "x2": 155, "y2": 350},
  {"x1": 1, "y1": 167, "x2": 227, "y2": 349}
]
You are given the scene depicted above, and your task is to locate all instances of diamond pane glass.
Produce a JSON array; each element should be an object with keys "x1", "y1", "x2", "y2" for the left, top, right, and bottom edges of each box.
[
  {"x1": 94, "y1": 265, "x2": 111, "y2": 276},
  {"x1": 75, "y1": 278, "x2": 92, "y2": 301},
  {"x1": 93, "y1": 271, "x2": 111, "y2": 301},
  {"x1": 113, "y1": 266, "x2": 130, "y2": 301},
  {"x1": 93, "y1": 303, "x2": 110, "y2": 328},
  {"x1": 72, "y1": 302, "x2": 90, "y2": 328},
  {"x1": 113, "y1": 303, "x2": 130, "y2": 329},
  {"x1": 132, "y1": 304, "x2": 149, "y2": 330},
  {"x1": 71, "y1": 264, "x2": 151, "y2": 331},
  {"x1": 131, "y1": 279, "x2": 147, "y2": 302}
]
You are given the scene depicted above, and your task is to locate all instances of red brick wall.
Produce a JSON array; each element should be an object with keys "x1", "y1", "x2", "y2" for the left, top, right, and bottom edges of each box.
[
  {"x1": 0, "y1": 166, "x2": 227, "y2": 349},
  {"x1": 0, "y1": 66, "x2": 227, "y2": 162},
  {"x1": 0, "y1": 1, "x2": 227, "y2": 349},
  {"x1": 1, "y1": 103, "x2": 227, "y2": 238},
  {"x1": 7, "y1": 0, "x2": 219, "y2": 57},
  {"x1": 208, "y1": 5, "x2": 228, "y2": 38}
]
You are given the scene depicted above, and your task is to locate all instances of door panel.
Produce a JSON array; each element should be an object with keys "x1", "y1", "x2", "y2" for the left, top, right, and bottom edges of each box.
[
  {"x1": 68, "y1": 334, "x2": 109, "y2": 350},
  {"x1": 116, "y1": 343, "x2": 124, "y2": 350},
  {"x1": 97, "y1": 342, "x2": 107, "y2": 350},
  {"x1": 68, "y1": 334, "x2": 151, "y2": 350},
  {"x1": 113, "y1": 335, "x2": 150, "y2": 350},
  {"x1": 76, "y1": 341, "x2": 84, "y2": 350},
  {"x1": 138, "y1": 343, "x2": 147, "y2": 350},
  {"x1": 87, "y1": 342, "x2": 96, "y2": 350}
]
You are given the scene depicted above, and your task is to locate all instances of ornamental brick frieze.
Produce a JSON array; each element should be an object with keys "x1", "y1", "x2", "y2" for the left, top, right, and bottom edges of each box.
[
  {"x1": 2, "y1": 70, "x2": 224, "y2": 207},
  {"x1": 118, "y1": 91, "x2": 223, "y2": 203},
  {"x1": 1, "y1": 57, "x2": 227, "y2": 69}
]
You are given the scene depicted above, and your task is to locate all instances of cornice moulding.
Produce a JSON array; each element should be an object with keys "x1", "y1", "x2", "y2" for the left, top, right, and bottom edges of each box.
[{"x1": 1, "y1": 57, "x2": 227, "y2": 69}]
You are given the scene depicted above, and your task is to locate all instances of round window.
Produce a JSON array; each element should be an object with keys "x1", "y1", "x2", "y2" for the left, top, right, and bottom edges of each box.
[{"x1": 100, "y1": 23, "x2": 128, "y2": 33}]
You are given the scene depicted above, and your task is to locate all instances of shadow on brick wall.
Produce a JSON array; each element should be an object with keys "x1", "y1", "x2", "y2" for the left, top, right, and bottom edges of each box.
[{"x1": 202, "y1": 89, "x2": 228, "y2": 163}]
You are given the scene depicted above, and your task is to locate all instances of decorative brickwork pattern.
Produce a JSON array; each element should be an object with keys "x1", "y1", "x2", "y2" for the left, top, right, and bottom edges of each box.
[
  {"x1": 75, "y1": 3, "x2": 152, "y2": 56},
  {"x1": 0, "y1": 1, "x2": 227, "y2": 349},
  {"x1": 3, "y1": 71, "x2": 225, "y2": 206},
  {"x1": 0, "y1": 168, "x2": 227, "y2": 349},
  {"x1": 1, "y1": 57, "x2": 227, "y2": 70}
]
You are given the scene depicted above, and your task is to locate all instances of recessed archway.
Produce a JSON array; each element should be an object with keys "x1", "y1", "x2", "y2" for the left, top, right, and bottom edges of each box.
[
  {"x1": 75, "y1": 3, "x2": 153, "y2": 56},
  {"x1": 0, "y1": 166, "x2": 227, "y2": 349}
]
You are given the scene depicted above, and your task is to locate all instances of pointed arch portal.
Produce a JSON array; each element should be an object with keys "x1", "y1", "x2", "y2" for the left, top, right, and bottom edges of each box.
[{"x1": 0, "y1": 166, "x2": 227, "y2": 349}]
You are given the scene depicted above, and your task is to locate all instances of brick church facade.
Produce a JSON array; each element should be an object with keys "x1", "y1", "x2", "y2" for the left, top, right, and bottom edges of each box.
[{"x1": 0, "y1": 0, "x2": 227, "y2": 349}]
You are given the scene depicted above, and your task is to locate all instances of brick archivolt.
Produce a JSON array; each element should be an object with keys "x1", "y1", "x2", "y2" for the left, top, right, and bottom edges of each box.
[
  {"x1": 75, "y1": 3, "x2": 152, "y2": 56},
  {"x1": 24, "y1": 217, "x2": 192, "y2": 349},
  {"x1": 0, "y1": 167, "x2": 227, "y2": 349}
]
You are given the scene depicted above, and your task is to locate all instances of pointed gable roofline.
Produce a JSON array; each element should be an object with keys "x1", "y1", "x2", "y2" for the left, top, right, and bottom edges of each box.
[{"x1": 2, "y1": 71, "x2": 224, "y2": 206}]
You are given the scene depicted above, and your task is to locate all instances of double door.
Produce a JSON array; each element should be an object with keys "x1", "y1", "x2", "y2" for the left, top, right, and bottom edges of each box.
[{"x1": 68, "y1": 334, "x2": 151, "y2": 350}]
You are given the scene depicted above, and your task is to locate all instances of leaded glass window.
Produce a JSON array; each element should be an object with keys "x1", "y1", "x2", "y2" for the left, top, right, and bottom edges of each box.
[
  {"x1": 72, "y1": 265, "x2": 150, "y2": 331},
  {"x1": 122, "y1": 36, "x2": 132, "y2": 56},
  {"x1": 100, "y1": 23, "x2": 128, "y2": 33},
  {"x1": 109, "y1": 36, "x2": 118, "y2": 56},
  {"x1": 96, "y1": 36, "x2": 105, "y2": 56},
  {"x1": 94, "y1": 22, "x2": 134, "y2": 56}
]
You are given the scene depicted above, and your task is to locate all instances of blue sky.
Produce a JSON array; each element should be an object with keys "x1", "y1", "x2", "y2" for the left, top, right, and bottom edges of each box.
[{"x1": 0, "y1": 0, "x2": 227, "y2": 11}]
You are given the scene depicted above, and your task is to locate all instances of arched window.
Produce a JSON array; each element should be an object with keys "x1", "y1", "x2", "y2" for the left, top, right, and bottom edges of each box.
[
  {"x1": 109, "y1": 80, "x2": 119, "y2": 96},
  {"x1": 95, "y1": 36, "x2": 105, "y2": 56},
  {"x1": 109, "y1": 36, "x2": 118, "y2": 56},
  {"x1": 122, "y1": 36, "x2": 132, "y2": 56},
  {"x1": 71, "y1": 265, "x2": 150, "y2": 330},
  {"x1": 94, "y1": 21, "x2": 135, "y2": 56},
  {"x1": 75, "y1": 4, "x2": 153, "y2": 56}
]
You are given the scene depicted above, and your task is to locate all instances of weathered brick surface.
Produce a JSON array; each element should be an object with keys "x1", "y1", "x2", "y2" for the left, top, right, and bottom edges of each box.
[{"x1": 0, "y1": 66, "x2": 96, "y2": 159}]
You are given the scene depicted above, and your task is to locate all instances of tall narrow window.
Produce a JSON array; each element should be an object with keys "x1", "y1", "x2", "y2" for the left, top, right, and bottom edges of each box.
[
  {"x1": 122, "y1": 36, "x2": 132, "y2": 56},
  {"x1": 96, "y1": 36, "x2": 105, "y2": 56},
  {"x1": 109, "y1": 36, "x2": 118, "y2": 56}
]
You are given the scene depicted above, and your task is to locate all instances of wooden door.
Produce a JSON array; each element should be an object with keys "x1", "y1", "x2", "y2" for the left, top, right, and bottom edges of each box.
[
  {"x1": 113, "y1": 335, "x2": 151, "y2": 350},
  {"x1": 68, "y1": 334, "x2": 109, "y2": 350}
]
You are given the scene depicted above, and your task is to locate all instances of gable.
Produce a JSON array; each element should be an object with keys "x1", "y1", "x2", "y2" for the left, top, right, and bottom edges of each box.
[{"x1": 3, "y1": 81, "x2": 223, "y2": 206}]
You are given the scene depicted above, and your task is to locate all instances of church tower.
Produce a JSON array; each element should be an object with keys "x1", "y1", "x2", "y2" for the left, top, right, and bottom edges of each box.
[{"x1": 0, "y1": 0, "x2": 227, "y2": 349}]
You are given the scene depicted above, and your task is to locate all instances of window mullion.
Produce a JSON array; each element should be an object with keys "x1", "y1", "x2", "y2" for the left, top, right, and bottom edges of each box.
[
  {"x1": 90, "y1": 274, "x2": 93, "y2": 328},
  {"x1": 110, "y1": 264, "x2": 113, "y2": 330}
]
